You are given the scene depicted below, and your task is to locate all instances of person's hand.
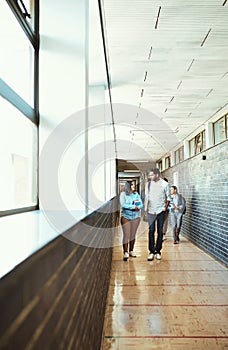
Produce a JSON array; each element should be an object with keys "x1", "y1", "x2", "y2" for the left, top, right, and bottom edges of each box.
[{"x1": 135, "y1": 206, "x2": 139, "y2": 211}]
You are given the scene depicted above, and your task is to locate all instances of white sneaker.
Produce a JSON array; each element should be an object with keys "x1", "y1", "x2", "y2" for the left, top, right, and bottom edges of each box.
[
  {"x1": 156, "y1": 253, "x2": 161, "y2": 260},
  {"x1": 129, "y1": 251, "x2": 136, "y2": 257},
  {"x1": 147, "y1": 253, "x2": 154, "y2": 261},
  {"x1": 123, "y1": 252, "x2": 129, "y2": 261}
]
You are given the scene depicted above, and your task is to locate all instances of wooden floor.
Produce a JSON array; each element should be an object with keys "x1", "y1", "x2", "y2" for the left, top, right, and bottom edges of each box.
[{"x1": 100, "y1": 221, "x2": 228, "y2": 350}]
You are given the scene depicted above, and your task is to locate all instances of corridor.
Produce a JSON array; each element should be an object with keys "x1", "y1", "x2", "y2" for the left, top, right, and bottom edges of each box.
[{"x1": 101, "y1": 221, "x2": 228, "y2": 350}]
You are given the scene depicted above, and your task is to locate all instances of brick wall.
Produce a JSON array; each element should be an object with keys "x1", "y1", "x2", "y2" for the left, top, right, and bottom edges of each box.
[
  {"x1": 163, "y1": 140, "x2": 228, "y2": 266},
  {"x1": 0, "y1": 198, "x2": 119, "y2": 350}
]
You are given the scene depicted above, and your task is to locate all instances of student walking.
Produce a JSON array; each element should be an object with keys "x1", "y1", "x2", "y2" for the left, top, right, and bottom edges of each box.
[
  {"x1": 169, "y1": 185, "x2": 186, "y2": 244},
  {"x1": 162, "y1": 177, "x2": 169, "y2": 240},
  {"x1": 144, "y1": 168, "x2": 170, "y2": 261},
  {"x1": 120, "y1": 181, "x2": 143, "y2": 261}
]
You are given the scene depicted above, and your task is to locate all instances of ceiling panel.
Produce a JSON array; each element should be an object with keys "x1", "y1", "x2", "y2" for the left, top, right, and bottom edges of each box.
[{"x1": 102, "y1": 0, "x2": 228, "y2": 163}]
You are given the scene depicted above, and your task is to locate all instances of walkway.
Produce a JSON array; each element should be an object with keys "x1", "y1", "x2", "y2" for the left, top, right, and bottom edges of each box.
[{"x1": 101, "y1": 221, "x2": 228, "y2": 349}]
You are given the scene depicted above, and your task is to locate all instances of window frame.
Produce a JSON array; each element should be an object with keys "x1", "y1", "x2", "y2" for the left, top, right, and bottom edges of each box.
[
  {"x1": 174, "y1": 146, "x2": 184, "y2": 164},
  {"x1": 213, "y1": 114, "x2": 227, "y2": 145},
  {"x1": 165, "y1": 156, "x2": 170, "y2": 169},
  {"x1": 189, "y1": 130, "x2": 206, "y2": 157},
  {"x1": 158, "y1": 160, "x2": 162, "y2": 172},
  {"x1": 0, "y1": 0, "x2": 39, "y2": 217}
]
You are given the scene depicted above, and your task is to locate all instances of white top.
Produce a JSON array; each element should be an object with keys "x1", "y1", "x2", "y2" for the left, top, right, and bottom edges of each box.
[
  {"x1": 144, "y1": 178, "x2": 170, "y2": 215},
  {"x1": 173, "y1": 194, "x2": 178, "y2": 207}
]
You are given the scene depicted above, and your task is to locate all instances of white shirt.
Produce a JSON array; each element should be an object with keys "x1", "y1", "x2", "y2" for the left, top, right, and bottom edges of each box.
[{"x1": 144, "y1": 179, "x2": 170, "y2": 214}]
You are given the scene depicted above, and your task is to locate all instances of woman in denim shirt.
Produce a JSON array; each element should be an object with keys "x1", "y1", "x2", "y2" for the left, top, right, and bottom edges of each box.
[{"x1": 120, "y1": 181, "x2": 143, "y2": 261}]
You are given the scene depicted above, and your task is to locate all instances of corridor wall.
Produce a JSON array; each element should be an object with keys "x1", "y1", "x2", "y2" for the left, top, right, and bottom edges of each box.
[
  {"x1": 163, "y1": 139, "x2": 228, "y2": 266},
  {"x1": 0, "y1": 198, "x2": 119, "y2": 349}
]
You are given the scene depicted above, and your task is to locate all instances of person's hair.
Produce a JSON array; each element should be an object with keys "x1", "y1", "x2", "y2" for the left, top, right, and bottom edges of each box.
[
  {"x1": 150, "y1": 168, "x2": 160, "y2": 176},
  {"x1": 124, "y1": 181, "x2": 134, "y2": 195},
  {"x1": 163, "y1": 177, "x2": 168, "y2": 182},
  {"x1": 170, "y1": 185, "x2": 178, "y2": 192}
]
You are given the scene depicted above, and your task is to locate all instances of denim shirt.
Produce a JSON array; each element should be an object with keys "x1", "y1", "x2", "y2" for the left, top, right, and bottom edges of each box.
[
  {"x1": 120, "y1": 191, "x2": 143, "y2": 220},
  {"x1": 168, "y1": 194, "x2": 186, "y2": 214}
]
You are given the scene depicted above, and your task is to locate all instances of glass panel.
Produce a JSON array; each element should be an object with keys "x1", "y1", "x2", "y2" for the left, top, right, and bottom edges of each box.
[
  {"x1": 0, "y1": 97, "x2": 37, "y2": 211},
  {"x1": 0, "y1": 1, "x2": 34, "y2": 106},
  {"x1": 165, "y1": 157, "x2": 170, "y2": 169},
  {"x1": 189, "y1": 138, "x2": 195, "y2": 157},
  {"x1": 19, "y1": 0, "x2": 35, "y2": 29},
  {"x1": 226, "y1": 114, "x2": 228, "y2": 139},
  {"x1": 89, "y1": 0, "x2": 106, "y2": 86},
  {"x1": 202, "y1": 130, "x2": 206, "y2": 150},
  {"x1": 175, "y1": 150, "x2": 179, "y2": 164},
  {"x1": 214, "y1": 117, "x2": 226, "y2": 144},
  {"x1": 195, "y1": 133, "x2": 202, "y2": 154},
  {"x1": 18, "y1": 0, "x2": 31, "y2": 16},
  {"x1": 181, "y1": 146, "x2": 184, "y2": 161}
]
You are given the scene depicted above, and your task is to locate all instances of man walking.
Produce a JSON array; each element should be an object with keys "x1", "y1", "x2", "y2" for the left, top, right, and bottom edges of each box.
[
  {"x1": 162, "y1": 177, "x2": 169, "y2": 240},
  {"x1": 144, "y1": 168, "x2": 170, "y2": 260},
  {"x1": 169, "y1": 185, "x2": 186, "y2": 244}
]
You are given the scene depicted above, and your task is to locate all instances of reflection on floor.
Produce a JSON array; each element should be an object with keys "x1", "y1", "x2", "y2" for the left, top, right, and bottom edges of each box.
[{"x1": 101, "y1": 223, "x2": 228, "y2": 350}]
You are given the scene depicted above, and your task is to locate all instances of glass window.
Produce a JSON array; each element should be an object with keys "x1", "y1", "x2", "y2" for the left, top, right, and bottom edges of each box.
[
  {"x1": 180, "y1": 146, "x2": 184, "y2": 161},
  {"x1": 165, "y1": 156, "x2": 170, "y2": 169},
  {"x1": 189, "y1": 138, "x2": 195, "y2": 157},
  {"x1": 174, "y1": 146, "x2": 184, "y2": 164},
  {"x1": 17, "y1": 0, "x2": 31, "y2": 17},
  {"x1": 0, "y1": 1, "x2": 34, "y2": 106},
  {"x1": 17, "y1": 0, "x2": 35, "y2": 29},
  {"x1": 214, "y1": 116, "x2": 226, "y2": 144},
  {"x1": 175, "y1": 150, "x2": 179, "y2": 164},
  {"x1": 195, "y1": 133, "x2": 202, "y2": 154},
  {"x1": 0, "y1": 97, "x2": 37, "y2": 211},
  {"x1": 202, "y1": 130, "x2": 206, "y2": 151},
  {"x1": 189, "y1": 131, "x2": 205, "y2": 157}
]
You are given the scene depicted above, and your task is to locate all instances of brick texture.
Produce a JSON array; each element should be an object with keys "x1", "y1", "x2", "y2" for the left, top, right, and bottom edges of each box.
[
  {"x1": 0, "y1": 198, "x2": 119, "y2": 350},
  {"x1": 163, "y1": 140, "x2": 228, "y2": 266}
]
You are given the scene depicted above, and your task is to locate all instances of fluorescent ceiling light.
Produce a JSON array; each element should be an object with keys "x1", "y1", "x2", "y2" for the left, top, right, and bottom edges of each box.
[{"x1": 126, "y1": 160, "x2": 149, "y2": 163}]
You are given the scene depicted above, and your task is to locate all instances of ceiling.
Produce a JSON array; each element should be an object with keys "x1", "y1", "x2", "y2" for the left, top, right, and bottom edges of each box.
[{"x1": 102, "y1": 0, "x2": 228, "y2": 164}]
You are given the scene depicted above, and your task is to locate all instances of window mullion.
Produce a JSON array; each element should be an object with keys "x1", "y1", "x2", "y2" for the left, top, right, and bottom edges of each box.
[{"x1": 0, "y1": 79, "x2": 37, "y2": 125}]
